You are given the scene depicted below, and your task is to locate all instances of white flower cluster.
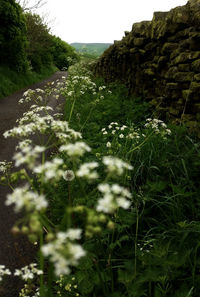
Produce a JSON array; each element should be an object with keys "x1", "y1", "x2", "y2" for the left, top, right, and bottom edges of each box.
[
  {"x1": 101, "y1": 122, "x2": 128, "y2": 136},
  {"x1": 76, "y1": 162, "x2": 99, "y2": 180},
  {"x1": 64, "y1": 75, "x2": 97, "y2": 97},
  {"x1": 18, "y1": 89, "x2": 36, "y2": 104},
  {"x1": 0, "y1": 265, "x2": 11, "y2": 282},
  {"x1": 14, "y1": 263, "x2": 43, "y2": 281},
  {"x1": 13, "y1": 144, "x2": 45, "y2": 169},
  {"x1": 97, "y1": 183, "x2": 132, "y2": 213},
  {"x1": 18, "y1": 77, "x2": 65, "y2": 105},
  {"x1": 0, "y1": 161, "x2": 12, "y2": 173},
  {"x1": 102, "y1": 122, "x2": 142, "y2": 142},
  {"x1": 59, "y1": 141, "x2": 91, "y2": 157},
  {"x1": 144, "y1": 118, "x2": 171, "y2": 137},
  {"x1": 42, "y1": 229, "x2": 86, "y2": 276},
  {"x1": 33, "y1": 158, "x2": 64, "y2": 182},
  {"x1": 5, "y1": 184, "x2": 48, "y2": 212},
  {"x1": 102, "y1": 156, "x2": 133, "y2": 176},
  {"x1": 4, "y1": 109, "x2": 82, "y2": 143}
]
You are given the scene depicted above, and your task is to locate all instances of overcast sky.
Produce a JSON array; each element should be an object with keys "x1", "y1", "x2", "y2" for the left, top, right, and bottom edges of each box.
[{"x1": 37, "y1": 0, "x2": 188, "y2": 44}]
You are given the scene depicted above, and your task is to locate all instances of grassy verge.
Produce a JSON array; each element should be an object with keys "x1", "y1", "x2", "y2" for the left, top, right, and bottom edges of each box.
[
  {"x1": 1, "y1": 61, "x2": 200, "y2": 297},
  {"x1": 0, "y1": 65, "x2": 57, "y2": 99},
  {"x1": 58, "y1": 62, "x2": 200, "y2": 297}
]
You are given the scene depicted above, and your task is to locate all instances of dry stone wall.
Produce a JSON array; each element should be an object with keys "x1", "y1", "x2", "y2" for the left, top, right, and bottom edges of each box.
[{"x1": 94, "y1": 0, "x2": 200, "y2": 129}]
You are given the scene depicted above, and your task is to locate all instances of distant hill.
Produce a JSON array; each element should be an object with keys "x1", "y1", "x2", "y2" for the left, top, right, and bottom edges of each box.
[{"x1": 70, "y1": 43, "x2": 112, "y2": 56}]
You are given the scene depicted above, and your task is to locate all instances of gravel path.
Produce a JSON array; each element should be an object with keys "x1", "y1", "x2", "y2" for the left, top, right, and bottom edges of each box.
[{"x1": 0, "y1": 71, "x2": 67, "y2": 297}]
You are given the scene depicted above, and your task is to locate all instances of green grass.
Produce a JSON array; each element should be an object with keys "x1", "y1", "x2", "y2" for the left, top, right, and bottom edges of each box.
[{"x1": 0, "y1": 65, "x2": 57, "y2": 99}]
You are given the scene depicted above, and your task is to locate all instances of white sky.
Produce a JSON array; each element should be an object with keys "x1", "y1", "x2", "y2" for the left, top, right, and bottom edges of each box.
[{"x1": 37, "y1": 0, "x2": 188, "y2": 44}]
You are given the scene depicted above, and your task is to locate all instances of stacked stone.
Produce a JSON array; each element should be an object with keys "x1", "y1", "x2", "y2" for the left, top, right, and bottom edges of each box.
[{"x1": 94, "y1": 0, "x2": 200, "y2": 131}]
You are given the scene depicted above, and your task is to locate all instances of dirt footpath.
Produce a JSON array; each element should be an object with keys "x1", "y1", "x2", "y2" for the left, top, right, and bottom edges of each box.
[{"x1": 0, "y1": 71, "x2": 67, "y2": 297}]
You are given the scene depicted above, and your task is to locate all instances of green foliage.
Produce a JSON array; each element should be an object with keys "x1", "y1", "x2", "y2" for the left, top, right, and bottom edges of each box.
[
  {"x1": 0, "y1": 6, "x2": 79, "y2": 98},
  {"x1": 50, "y1": 36, "x2": 79, "y2": 70},
  {"x1": 0, "y1": 0, "x2": 28, "y2": 71},
  {"x1": 24, "y1": 12, "x2": 54, "y2": 71},
  {"x1": 71, "y1": 43, "x2": 112, "y2": 57}
]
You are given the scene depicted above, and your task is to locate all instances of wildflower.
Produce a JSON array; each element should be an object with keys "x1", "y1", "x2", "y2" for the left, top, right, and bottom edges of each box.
[
  {"x1": 33, "y1": 158, "x2": 64, "y2": 181},
  {"x1": 0, "y1": 265, "x2": 11, "y2": 282},
  {"x1": 76, "y1": 162, "x2": 99, "y2": 180},
  {"x1": 121, "y1": 125, "x2": 127, "y2": 131},
  {"x1": 63, "y1": 170, "x2": 75, "y2": 181},
  {"x1": 96, "y1": 194, "x2": 116, "y2": 213},
  {"x1": 144, "y1": 118, "x2": 171, "y2": 138},
  {"x1": 119, "y1": 134, "x2": 124, "y2": 138},
  {"x1": 97, "y1": 183, "x2": 132, "y2": 213},
  {"x1": 5, "y1": 184, "x2": 48, "y2": 212},
  {"x1": 0, "y1": 161, "x2": 12, "y2": 173},
  {"x1": 42, "y1": 230, "x2": 86, "y2": 276},
  {"x1": 102, "y1": 156, "x2": 133, "y2": 175},
  {"x1": 106, "y1": 142, "x2": 111, "y2": 148},
  {"x1": 13, "y1": 145, "x2": 45, "y2": 169},
  {"x1": 59, "y1": 142, "x2": 91, "y2": 157},
  {"x1": 14, "y1": 263, "x2": 43, "y2": 281}
]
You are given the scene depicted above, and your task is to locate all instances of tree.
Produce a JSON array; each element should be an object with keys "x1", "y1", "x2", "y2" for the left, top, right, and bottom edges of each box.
[
  {"x1": 25, "y1": 12, "x2": 52, "y2": 71},
  {"x1": 16, "y1": 0, "x2": 46, "y2": 11},
  {"x1": 0, "y1": 0, "x2": 28, "y2": 71},
  {"x1": 50, "y1": 36, "x2": 79, "y2": 70}
]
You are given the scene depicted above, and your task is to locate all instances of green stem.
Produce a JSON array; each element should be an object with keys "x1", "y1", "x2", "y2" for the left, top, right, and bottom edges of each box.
[
  {"x1": 128, "y1": 131, "x2": 154, "y2": 154},
  {"x1": 68, "y1": 96, "x2": 76, "y2": 124},
  {"x1": 39, "y1": 231, "x2": 45, "y2": 297},
  {"x1": 134, "y1": 204, "x2": 139, "y2": 277},
  {"x1": 80, "y1": 105, "x2": 95, "y2": 132}
]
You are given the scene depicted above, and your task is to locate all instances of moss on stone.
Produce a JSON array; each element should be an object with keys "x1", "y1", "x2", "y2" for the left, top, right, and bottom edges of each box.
[
  {"x1": 191, "y1": 59, "x2": 200, "y2": 72},
  {"x1": 194, "y1": 73, "x2": 200, "y2": 81},
  {"x1": 174, "y1": 72, "x2": 194, "y2": 82}
]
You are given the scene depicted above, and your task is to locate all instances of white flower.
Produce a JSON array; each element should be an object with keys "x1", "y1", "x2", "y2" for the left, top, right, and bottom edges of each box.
[
  {"x1": 13, "y1": 145, "x2": 45, "y2": 169},
  {"x1": 102, "y1": 156, "x2": 133, "y2": 175},
  {"x1": 66, "y1": 228, "x2": 82, "y2": 240},
  {"x1": 106, "y1": 142, "x2": 111, "y2": 148},
  {"x1": 144, "y1": 118, "x2": 171, "y2": 138},
  {"x1": 98, "y1": 183, "x2": 111, "y2": 193},
  {"x1": 119, "y1": 134, "x2": 124, "y2": 138},
  {"x1": 0, "y1": 161, "x2": 12, "y2": 173},
  {"x1": 42, "y1": 230, "x2": 85, "y2": 276},
  {"x1": 59, "y1": 142, "x2": 91, "y2": 157},
  {"x1": 33, "y1": 158, "x2": 64, "y2": 182},
  {"x1": 0, "y1": 265, "x2": 11, "y2": 282},
  {"x1": 96, "y1": 194, "x2": 116, "y2": 213},
  {"x1": 5, "y1": 185, "x2": 48, "y2": 212},
  {"x1": 76, "y1": 162, "x2": 99, "y2": 180},
  {"x1": 116, "y1": 197, "x2": 131, "y2": 209},
  {"x1": 96, "y1": 183, "x2": 132, "y2": 213},
  {"x1": 14, "y1": 263, "x2": 43, "y2": 281}
]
